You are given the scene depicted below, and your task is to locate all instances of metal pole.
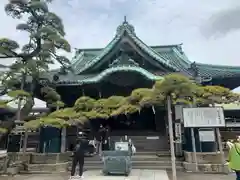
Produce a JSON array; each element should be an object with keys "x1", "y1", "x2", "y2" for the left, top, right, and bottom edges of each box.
[
  {"x1": 216, "y1": 128, "x2": 225, "y2": 171},
  {"x1": 167, "y1": 96, "x2": 177, "y2": 180},
  {"x1": 190, "y1": 128, "x2": 198, "y2": 171}
]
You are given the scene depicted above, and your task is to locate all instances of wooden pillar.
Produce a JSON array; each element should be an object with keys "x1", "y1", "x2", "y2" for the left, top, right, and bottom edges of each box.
[
  {"x1": 98, "y1": 91, "x2": 102, "y2": 98},
  {"x1": 82, "y1": 88, "x2": 85, "y2": 96},
  {"x1": 154, "y1": 105, "x2": 165, "y2": 133}
]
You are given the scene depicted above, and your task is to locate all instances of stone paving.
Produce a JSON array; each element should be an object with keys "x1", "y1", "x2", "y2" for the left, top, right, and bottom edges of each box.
[
  {"x1": 168, "y1": 171, "x2": 235, "y2": 180},
  {"x1": 0, "y1": 170, "x2": 168, "y2": 180},
  {"x1": 0, "y1": 170, "x2": 237, "y2": 180}
]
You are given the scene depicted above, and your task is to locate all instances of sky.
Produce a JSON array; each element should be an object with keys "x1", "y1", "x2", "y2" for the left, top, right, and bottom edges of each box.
[{"x1": 1, "y1": 0, "x2": 240, "y2": 90}]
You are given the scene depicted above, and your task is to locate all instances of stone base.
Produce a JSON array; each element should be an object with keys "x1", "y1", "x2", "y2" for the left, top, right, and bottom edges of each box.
[
  {"x1": 7, "y1": 152, "x2": 72, "y2": 164},
  {"x1": 183, "y1": 162, "x2": 230, "y2": 174},
  {"x1": 6, "y1": 167, "x2": 20, "y2": 175},
  {"x1": 184, "y1": 151, "x2": 225, "y2": 164},
  {"x1": 26, "y1": 162, "x2": 69, "y2": 173}
]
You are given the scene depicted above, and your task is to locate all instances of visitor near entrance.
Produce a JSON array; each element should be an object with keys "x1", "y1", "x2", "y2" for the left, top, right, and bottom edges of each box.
[
  {"x1": 227, "y1": 136, "x2": 240, "y2": 180},
  {"x1": 70, "y1": 138, "x2": 89, "y2": 179},
  {"x1": 97, "y1": 124, "x2": 104, "y2": 153},
  {"x1": 128, "y1": 139, "x2": 136, "y2": 155}
]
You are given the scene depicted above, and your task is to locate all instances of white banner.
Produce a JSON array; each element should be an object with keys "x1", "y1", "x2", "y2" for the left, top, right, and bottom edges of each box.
[
  {"x1": 183, "y1": 107, "x2": 225, "y2": 127},
  {"x1": 199, "y1": 130, "x2": 215, "y2": 142}
]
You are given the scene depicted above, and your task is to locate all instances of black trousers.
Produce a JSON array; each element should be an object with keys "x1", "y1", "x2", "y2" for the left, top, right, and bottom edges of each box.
[
  {"x1": 236, "y1": 171, "x2": 240, "y2": 180},
  {"x1": 71, "y1": 155, "x2": 84, "y2": 176}
]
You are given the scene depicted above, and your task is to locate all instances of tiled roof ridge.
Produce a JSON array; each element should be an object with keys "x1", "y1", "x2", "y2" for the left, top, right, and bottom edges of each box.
[
  {"x1": 196, "y1": 62, "x2": 240, "y2": 70},
  {"x1": 75, "y1": 44, "x2": 182, "y2": 52}
]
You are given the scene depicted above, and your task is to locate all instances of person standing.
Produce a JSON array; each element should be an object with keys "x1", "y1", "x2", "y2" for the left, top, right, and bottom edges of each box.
[
  {"x1": 103, "y1": 126, "x2": 111, "y2": 150},
  {"x1": 228, "y1": 136, "x2": 240, "y2": 180},
  {"x1": 98, "y1": 124, "x2": 106, "y2": 151},
  {"x1": 70, "y1": 138, "x2": 89, "y2": 179}
]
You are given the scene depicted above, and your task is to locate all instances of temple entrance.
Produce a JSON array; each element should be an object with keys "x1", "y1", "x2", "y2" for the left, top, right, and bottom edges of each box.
[{"x1": 105, "y1": 106, "x2": 169, "y2": 152}]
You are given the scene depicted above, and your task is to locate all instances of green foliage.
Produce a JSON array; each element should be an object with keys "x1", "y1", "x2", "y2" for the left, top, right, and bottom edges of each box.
[
  {"x1": 41, "y1": 86, "x2": 61, "y2": 104},
  {"x1": 0, "y1": 100, "x2": 10, "y2": 108},
  {"x1": 195, "y1": 85, "x2": 233, "y2": 105},
  {"x1": 227, "y1": 92, "x2": 240, "y2": 103},
  {"x1": 48, "y1": 108, "x2": 87, "y2": 126},
  {"x1": 41, "y1": 117, "x2": 69, "y2": 128},
  {"x1": 7, "y1": 90, "x2": 31, "y2": 98},
  {"x1": 129, "y1": 88, "x2": 164, "y2": 107},
  {"x1": 154, "y1": 74, "x2": 197, "y2": 101},
  {"x1": 0, "y1": 38, "x2": 19, "y2": 53},
  {"x1": 24, "y1": 119, "x2": 42, "y2": 130},
  {"x1": 74, "y1": 96, "x2": 96, "y2": 112},
  {"x1": 48, "y1": 108, "x2": 78, "y2": 119},
  {"x1": 48, "y1": 100, "x2": 65, "y2": 108},
  {"x1": 0, "y1": 71, "x2": 20, "y2": 90},
  {"x1": 129, "y1": 88, "x2": 153, "y2": 105},
  {"x1": 0, "y1": 127, "x2": 8, "y2": 134},
  {"x1": 24, "y1": 73, "x2": 236, "y2": 130},
  {"x1": 104, "y1": 96, "x2": 127, "y2": 110},
  {"x1": 111, "y1": 104, "x2": 140, "y2": 117},
  {"x1": 83, "y1": 110, "x2": 109, "y2": 120},
  {"x1": 24, "y1": 117, "x2": 69, "y2": 130},
  {"x1": 0, "y1": 0, "x2": 73, "y2": 134},
  {"x1": 1, "y1": 0, "x2": 71, "y2": 66}
]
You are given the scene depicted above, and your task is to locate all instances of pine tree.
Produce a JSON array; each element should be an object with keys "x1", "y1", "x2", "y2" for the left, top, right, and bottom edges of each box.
[{"x1": 0, "y1": 0, "x2": 71, "y2": 138}]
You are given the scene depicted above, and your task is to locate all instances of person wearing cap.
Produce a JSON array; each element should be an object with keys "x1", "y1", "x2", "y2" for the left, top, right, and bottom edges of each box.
[
  {"x1": 228, "y1": 136, "x2": 240, "y2": 180},
  {"x1": 70, "y1": 137, "x2": 89, "y2": 179}
]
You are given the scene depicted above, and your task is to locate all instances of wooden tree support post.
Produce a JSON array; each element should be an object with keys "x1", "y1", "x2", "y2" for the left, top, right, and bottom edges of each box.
[
  {"x1": 216, "y1": 128, "x2": 225, "y2": 171},
  {"x1": 167, "y1": 96, "x2": 177, "y2": 180},
  {"x1": 61, "y1": 127, "x2": 66, "y2": 153},
  {"x1": 191, "y1": 128, "x2": 198, "y2": 172}
]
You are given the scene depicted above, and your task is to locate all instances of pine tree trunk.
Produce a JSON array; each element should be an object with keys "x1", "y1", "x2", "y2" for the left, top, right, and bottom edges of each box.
[
  {"x1": 22, "y1": 76, "x2": 37, "y2": 155},
  {"x1": 57, "y1": 105, "x2": 66, "y2": 153},
  {"x1": 17, "y1": 73, "x2": 25, "y2": 121}
]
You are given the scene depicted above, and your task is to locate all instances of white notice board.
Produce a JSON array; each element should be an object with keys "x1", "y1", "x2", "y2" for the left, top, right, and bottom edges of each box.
[
  {"x1": 199, "y1": 130, "x2": 215, "y2": 142},
  {"x1": 183, "y1": 107, "x2": 225, "y2": 127}
]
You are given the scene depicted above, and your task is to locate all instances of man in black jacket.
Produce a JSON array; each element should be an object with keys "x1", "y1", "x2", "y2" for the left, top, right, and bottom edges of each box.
[{"x1": 70, "y1": 138, "x2": 89, "y2": 179}]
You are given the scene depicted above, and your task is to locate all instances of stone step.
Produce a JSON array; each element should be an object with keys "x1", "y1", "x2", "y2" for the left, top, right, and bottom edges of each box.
[
  {"x1": 83, "y1": 160, "x2": 183, "y2": 166},
  {"x1": 75, "y1": 164, "x2": 183, "y2": 170},
  {"x1": 68, "y1": 162, "x2": 184, "y2": 170},
  {"x1": 81, "y1": 165, "x2": 184, "y2": 171},
  {"x1": 85, "y1": 155, "x2": 177, "y2": 161},
  {"x1": 110, "y1": 136, "x2": 166, "y2": 140},
  {"x1": 23, "y1": 165, "x2": 184, "y2": 174},
  {"x1": 109, "y1": 131, "x2": 161, "y2": 135},
  {"x1": 137, "y1": 151, "x2": 170, "y2": 155}
]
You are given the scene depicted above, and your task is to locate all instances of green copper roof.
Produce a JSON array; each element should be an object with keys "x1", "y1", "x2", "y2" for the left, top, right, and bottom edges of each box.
[
  {"x1": 196, "y1": 63, "x2": 240, "y2": 77},
  {"x1": 49, "y1": 18, "x2": 240, "y2": 86},
  {"x1": 55, "y1": 66, "x2": 163, "y2": 85},
  {"x1": 70, "y1": 20, "x2": 182, "y2": 74}
]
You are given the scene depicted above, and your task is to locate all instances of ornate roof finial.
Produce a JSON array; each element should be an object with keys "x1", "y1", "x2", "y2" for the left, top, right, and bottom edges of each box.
[
  {"x1": 116, "y1": 15, "x2": 135, "y2": 34},
  {"x1": 124, "y1": 15, "x2": 127, "y2": 23}
]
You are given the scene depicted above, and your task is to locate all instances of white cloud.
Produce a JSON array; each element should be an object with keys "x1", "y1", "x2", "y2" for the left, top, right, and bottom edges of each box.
[{"x1": 0, "y1": 0, "x2": 240, "y2": 70}]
